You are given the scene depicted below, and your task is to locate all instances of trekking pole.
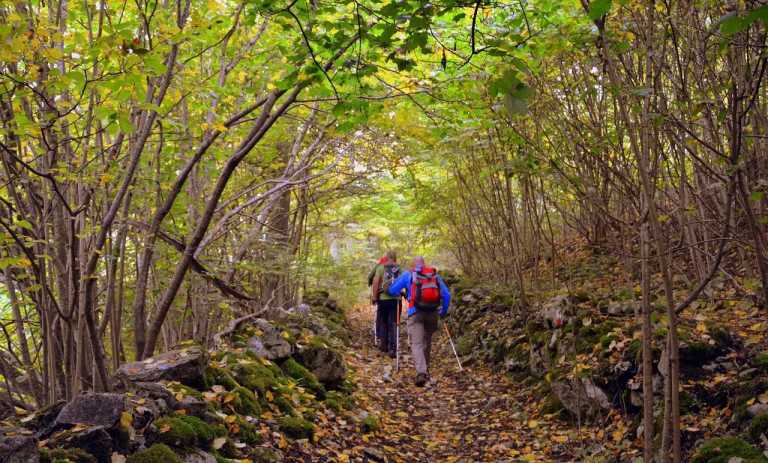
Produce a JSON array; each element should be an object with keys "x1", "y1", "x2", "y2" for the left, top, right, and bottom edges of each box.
[
  {"x1": 395, "y1": 300, "x2": 401, "y2": 372},
  {"x1": 443, "y1": 322, "x2": 463, "y2": 372},
  {"x1": 372, "y1": 303, "x2": 378, "y2": 346}
]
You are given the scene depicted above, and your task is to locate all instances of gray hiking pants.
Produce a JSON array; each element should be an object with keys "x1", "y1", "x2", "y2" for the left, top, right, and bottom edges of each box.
[{"x1": 407, "y1": 310, "x2": 439, "y2": 375}]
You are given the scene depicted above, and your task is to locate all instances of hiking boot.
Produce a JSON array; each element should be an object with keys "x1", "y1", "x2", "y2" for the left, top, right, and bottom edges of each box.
[{"x1": 414, "y1": 373, "x2": 428, "y2": 387}]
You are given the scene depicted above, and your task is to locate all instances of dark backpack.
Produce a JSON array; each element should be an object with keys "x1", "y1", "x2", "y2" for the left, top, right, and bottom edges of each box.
[
  {"x1": 380, "y1": 263, "x2": 401, "y2": 295},
  {"x1": 411, "y1": 267, "x2": 441, "y2": 310}
]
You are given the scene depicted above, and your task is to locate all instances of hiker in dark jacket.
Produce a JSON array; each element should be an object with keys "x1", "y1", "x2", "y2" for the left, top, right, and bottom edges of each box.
[
  {"x1": 371, "y1": 251, "x2": 400, "y2": 357},
  {"x1": 387, "y1": 256, "x2": 451, "y2": 386},
  {"x1": 367, "y1": 255, "x2": 387, "y2": 345}
]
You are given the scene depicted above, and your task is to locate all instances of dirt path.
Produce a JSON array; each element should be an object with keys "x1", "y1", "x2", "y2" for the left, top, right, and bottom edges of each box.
[{"x1": 304, "y1": 305, "x2": 584, "y2": 463}]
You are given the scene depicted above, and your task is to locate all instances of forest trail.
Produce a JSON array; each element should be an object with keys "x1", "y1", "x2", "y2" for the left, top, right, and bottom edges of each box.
[{"x1": 336, "y1": 305, "x2": 579, "y2": 463}]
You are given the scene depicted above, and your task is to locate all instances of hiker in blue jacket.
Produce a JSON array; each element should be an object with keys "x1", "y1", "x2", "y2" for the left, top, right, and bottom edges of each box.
[{"x1": 387, "y1": 256, "x2": 451, "y2": 386}]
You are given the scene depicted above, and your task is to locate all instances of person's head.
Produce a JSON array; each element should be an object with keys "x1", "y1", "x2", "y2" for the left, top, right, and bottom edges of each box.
[
  {"x1": 412, "y1": 255, "x2": 425, "y2": 271},
  {"x1": 385, "y1": 250, "x2": 397, "y2": 263}
]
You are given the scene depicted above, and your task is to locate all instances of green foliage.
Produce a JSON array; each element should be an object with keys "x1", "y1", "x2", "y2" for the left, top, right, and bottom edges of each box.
[{"x1": 126, "y1": 444, "x2": 182, "y2": 463}]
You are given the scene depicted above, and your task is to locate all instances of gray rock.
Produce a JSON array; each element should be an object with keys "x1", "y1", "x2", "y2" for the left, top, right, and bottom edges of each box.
[
  {"x1": 298, "y1": 346, "x2": 346, "y2": 385},
  {"x1": 250, "y1": 447, "x2": 283, "y2": 462},
  {"x1": 552, "y1": 378, "x2": 611, "y2": 421},
  {"x1": 63, "y1": 426, "x2": 114, "y2": 462},
  {"x1": 504, "y1": 358, "x2": 525, "y2": 372},
  {"x1": 246, "y1": 319, "x2": 293, "y2": 361},
  {"x1": 606, "y1": 300, "x2": 640, "y2": 316},
  {"x1": 19, "y1": 401, "x2": 66, "y2": 433},
  {"x1": 56, "y1": 393, "x2": 126, "y2": 428},
  {"x1": 747, "y1": 403, "x2": 768, "y2": 417},
  {"x1": 295, "y1": 303, "x2": 311, "y2": 315},
  {"x1": 115, "y1": 346, "x2": 206, "y2": 387},
  {"x1": 184, "y1": 450, "x2": 217, "y2": 463},
  {"x1": 0, "y1": 434, "x2": 39, "y2": 463},
  {"x1": 540, "y1": 295, "x2": 570, "y2": 326},
  {"x1": 529, "y1": 345, "x2": 551, "y2": 377}
]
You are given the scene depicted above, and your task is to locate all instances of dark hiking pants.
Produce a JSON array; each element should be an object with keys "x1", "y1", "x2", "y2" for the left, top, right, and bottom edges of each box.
[{"x1": 376, "y1": 299, "x2": 399, "y2": 354}]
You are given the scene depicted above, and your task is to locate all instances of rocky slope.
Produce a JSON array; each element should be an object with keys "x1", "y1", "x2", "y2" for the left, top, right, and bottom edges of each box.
[
  {"x1": 444, "y1": 251, "x2": 768, "y2": 462},
  {"x1": 0, "y1": 291, "x2": 356, "y2": 463}
]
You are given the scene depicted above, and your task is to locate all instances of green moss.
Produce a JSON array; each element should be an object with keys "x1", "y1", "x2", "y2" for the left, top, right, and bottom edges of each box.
[
  {"x1": 680, "y1": 340, "x2": 719, "y2": 364},
  {"x1": 233, "y1": 362, "x2": 278, "y2": 394},
  {"x1": 274, "y1": 395, "x2": 295, "y2": 415},
  {"x1": 204, "y1": 366, "x2": 239, "y2": 390},
  {"x1": 324, "y1": 397, "x2": 342, "y2": 413},
  {"x1": 455, "y1": 333, "x2": 476, "y2": 356},
  {"x1": 691, "y1": 437, "x2": 768, "y2": 463},
  {"x1": 749, "y1": 413, "x2": 768, "y2": 442},
  {"x1": 541, "y1": 393, "x2": 565, "y2": 417},
  {"x1": 155, "y1": 414, "x2": 224, "y2": 449},
  {"x1": 231, "y1": 386, "x2": 261, "y2": 416},
  {"x1": 755, "y1": 352, "x2": 768, "y2": 370},
  {"x1": 277, "y1": 416, "x2": 315, "y2": 439},
  {"x1": 235, "y1": 419, "x2": 263, "y2": 445},
  {"x1": 281, "y1": 358, "x2": 325, "y2": 398},
  {"x1": 40, "y1": 448, "x2": 96, "y2": 463},
  {"x1": 325, "y1": 390, "x2": 353, "y2": 411},
  {"x1": 154, "y1": 416, "x2": 197, "y2": 448},
  {"x1": 126, "y1": 444, "x2": 182, "y2": 463},
  {"x1": 708, "y1": 325, "x2": 732, "y2": 348},
  {"x1": 679, "y1": 390, "x2": 695, "y2": 414},
  {"x1": 361, "y1": 414, "x2": 380, "y2": 433},
  {"x1": 166, "y1": 382, "x2": 204, "y2": 400},
  {"x1": 627, "y1": 339, "x2": 642, "y2": 360}
]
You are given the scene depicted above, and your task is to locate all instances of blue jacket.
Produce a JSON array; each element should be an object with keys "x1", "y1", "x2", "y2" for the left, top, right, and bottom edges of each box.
[{"x1": 387, "y1": 270, "x2": 451, "y2": 317}]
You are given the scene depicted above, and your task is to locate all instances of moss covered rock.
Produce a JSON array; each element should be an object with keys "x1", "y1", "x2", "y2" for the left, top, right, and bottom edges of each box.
[
  {"x1": 277, "y1": 416, "x2": 315, "y2": 439},
  {"x1": 690, "y1": 437, "x2": 768, "y2": 463},
  {"x1": 281, "y1": 358, "x2": 325, "y2": 398},
  {"x1": 126, "y1": 444, "x2": 182, "y2": 463},
  {"x1": 154, "y1": 415, "x2": 224, "y2": 449},
  {"x1": 232, "y1": 361, "x2": 279, "y2": 394}
]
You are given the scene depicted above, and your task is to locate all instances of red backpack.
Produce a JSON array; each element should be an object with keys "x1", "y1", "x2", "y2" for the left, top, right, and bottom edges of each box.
[{"x1": 411, "y1": 267, "x2": 441, "y2": 311}]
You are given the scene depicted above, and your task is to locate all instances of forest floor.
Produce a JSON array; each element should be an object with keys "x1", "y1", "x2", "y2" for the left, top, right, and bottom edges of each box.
[{"x1": 301, "y1": 305, "x2": 599, "y2": 463}]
